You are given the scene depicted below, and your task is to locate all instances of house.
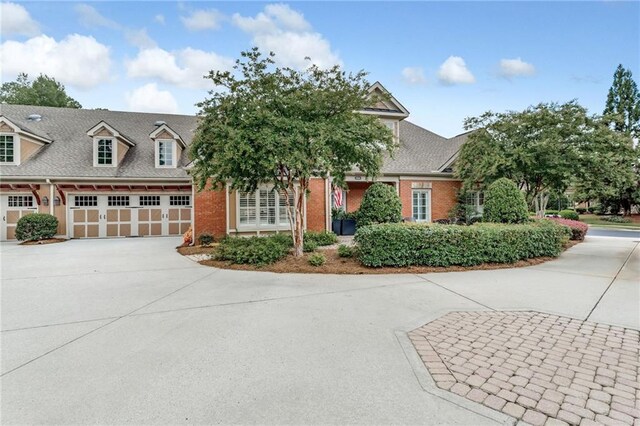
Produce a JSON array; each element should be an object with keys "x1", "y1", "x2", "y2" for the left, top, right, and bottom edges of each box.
[{"x1": 0, "y1": 83, "x2": 470, "y2": 241}]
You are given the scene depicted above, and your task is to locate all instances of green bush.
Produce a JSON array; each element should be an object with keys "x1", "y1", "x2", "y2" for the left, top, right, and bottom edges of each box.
[
  {"x1": 576, "y1": 208, "x2": 587, "y2": 214},
  {"x1": 198, "y1": 233, "x2": 214, "y2": 246},
  {"x1": 545, "y1": 210, "x2": 559, "y2": 216},
  {"x1": 355, "y1": 221, "x2": 569, "y2": 267},
  {"x1": 303, "y1": 239, "x2": 318, "y2": 252},
  {"x1": 216, "y1": 235, "x2": 290, "y2": 265},
  {"x1": 483, "y1": 178, "x2": 529, "y2": 224},
  {"x1": 602, "y1": 215, "x2": 632, "y2": 223},
  {"x1": 305, "y1": 230, "x2": 338, "y2": 246},
  {"x1": 308, "y1": 252, "x2": 326, "y2": 267},
  {"x1": 559, "y1": 210, "x2": 580, "y2": 221},
  {"x1": 337, "y1": 244, "x2": 354, "y2": 258},
  {"x1": 356, "y1": 182, "x2": 402, "y2": 226},
  {"x1": 15, "y1": 213, "x2": 58, "y2": 241},
  {"x1": 270, "y1": 233, "x2": 294, "y2": 247}
]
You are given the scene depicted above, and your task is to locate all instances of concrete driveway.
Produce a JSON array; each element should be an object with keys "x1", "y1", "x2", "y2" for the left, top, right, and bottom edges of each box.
[{"x1": 1, "y1": 236, "x2": 638, "y2": 425}]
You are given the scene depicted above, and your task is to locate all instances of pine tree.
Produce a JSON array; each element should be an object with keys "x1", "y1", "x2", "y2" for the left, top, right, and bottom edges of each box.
[{"x1": 604, "y1": 64, "x2": 640, "y2": 139}]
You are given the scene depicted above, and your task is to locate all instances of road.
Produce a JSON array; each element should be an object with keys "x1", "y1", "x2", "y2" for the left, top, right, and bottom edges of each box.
[{"x1": 588, "y1": 226, "x2": 640, "y2": 239}]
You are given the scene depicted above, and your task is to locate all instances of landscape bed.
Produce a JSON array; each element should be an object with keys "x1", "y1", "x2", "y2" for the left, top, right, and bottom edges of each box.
[{"x1": 178, "y1": 221, "x2": 580, "y2": 274}]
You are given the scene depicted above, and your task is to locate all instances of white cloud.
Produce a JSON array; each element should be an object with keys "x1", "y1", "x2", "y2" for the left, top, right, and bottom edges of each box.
[
  {"x1": 437, "y1": 56, "x2": 475, "y2": 85},
  {"x1": 126, "y1": 47, "x2": 233, "y2": 89},
  {"x1": 75, "y1": 4, "x2": 155, "y2": 49},
  {"x1": 499, "y1": 58, "x2": 535, "y2": 78},
  {"x1": 401, "y1": 67, "x2": 426, "y2": 85},
  {"x1": 125, "y1": 83, "x2": 178, "y2": 114},
  {"x1": 154, "y1": 14, "x2": 165, "y2": 25},
  {"x1": 1, "y1": 2, "x2": 40, "y2": 37},
  {"x1": 180, "y1": 9, "x2": 223, "y2": 31},
  {"x1": 232, "y1": 4, "x2": 340, "y2": 69},
  {"x1": 75, "y1": 3, "x2": 119, "y2": 29},
  {"x1": 0, "y1": 34, "x2": 112, "y2": 89},
  {"x1": 124, "y1": 28, "x2": 156, "y2": 49}
]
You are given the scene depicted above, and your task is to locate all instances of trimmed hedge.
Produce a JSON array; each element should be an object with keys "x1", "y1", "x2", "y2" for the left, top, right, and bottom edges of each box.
[
  {"x1": 216, "y1": 235, "x2": 290, "y2": 265},
  {"x1": 483, "y1": 178, "x2": 529, "y2": 224},
  {"x1": 356, "y1": 182, "x2": 402, "y2": 226},
  {"x1": 559, "y1": 210, "x2": 580, "y2": 221},
  {"x1": 355, "y1": 221, "x2": 570, "y2": 267},
  {"x1": 15, "y1": 213, "x2": 58, "y2": 241},
  {"x1": 602, "y1": 215, "x2": 632, "y2": 224},
  {"x1": 548, "y1": 218, "x2": 588, "y2": 240}
]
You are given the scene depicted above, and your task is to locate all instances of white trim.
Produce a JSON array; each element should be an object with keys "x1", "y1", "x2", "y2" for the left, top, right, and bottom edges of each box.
[
  {"x1": 0, "y1": 132, "x2": 20, "y2": 165},
  {"x1": 155, "y1": 139, "x2": 177, "y2": 168},
  {"x1": 93, "y1": 137, "x2": 117, "y2": 167},
  {"x1": 86, "y1": 121, "x2": 135, "y2": 147},
  {"x1": 411, "y1": 189, "x2": 432, "y2": 223},
  {"x1": 398, "y1": 176, "x2": 460, "y2": 181},
  {"x1": 225, "y1": 183, "x2": 230, "y2": 235},
  {"x1": 367, "y1": 81, "x2": 410, "y2": 117},
  {"x1": 234, "y1": 186, "x2": 298, "y2": 231},
  {"x1": 149, "y1": 124, "x2": 186, "y2": 149}
]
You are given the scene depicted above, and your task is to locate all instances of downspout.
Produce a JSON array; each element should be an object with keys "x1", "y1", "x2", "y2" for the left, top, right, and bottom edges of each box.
[
  {"x1": 325, "y1": 175, "x2": 331, "y2": 231},
  {"x1": 191, "y1": 183, "x2": 196, "y2": 246}
]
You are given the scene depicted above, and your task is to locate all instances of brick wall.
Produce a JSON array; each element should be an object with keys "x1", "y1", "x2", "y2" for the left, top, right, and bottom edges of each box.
[
  {"x1": 306, "y1": 178, "x2": 327, "y2": 232},
  {"x1": 194, "y1": 184, "x2": 227, "y2": 239},
  {"x1": 399, "y1": 180, "x2": 461, "y2": 221},
  {"x1": 345, "y1": 182, "x2": 369, "y2": 213}
]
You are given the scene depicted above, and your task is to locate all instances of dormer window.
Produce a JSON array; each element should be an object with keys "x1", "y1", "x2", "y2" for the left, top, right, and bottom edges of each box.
[
  {"x1": 0, "y1": 134, "x2": 16, "y2": 164},
  {"x1": 94, "y1": 138, "x2": 116, "y2": 167},
  {"x1": 156, "y1": 139, "x2": 176, "y2": 167}
]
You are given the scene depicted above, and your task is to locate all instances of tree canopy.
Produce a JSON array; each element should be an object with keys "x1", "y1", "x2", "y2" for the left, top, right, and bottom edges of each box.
[
  {"x1": 456, "y1": 101, "x2": 589, "y2": 214},
  {"x1": 0, "y1": 73, "x2": 82, "y2": 108},
  {"x1": 190, "y1": 48, "x2": 395, "y2": 255},
  {"x1": 604, "y1": 64, "x2": 640, "y2": 139}
]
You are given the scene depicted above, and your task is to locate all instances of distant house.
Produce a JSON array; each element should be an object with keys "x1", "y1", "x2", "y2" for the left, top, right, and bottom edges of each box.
[{"x1": 0, "y1": 83, "x2": 470, "y2": 241}]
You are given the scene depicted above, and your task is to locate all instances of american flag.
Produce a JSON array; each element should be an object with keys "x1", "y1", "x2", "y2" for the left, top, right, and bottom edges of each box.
[{"x1": 333, "y1": 188, "x2": 343, "y2": 208}]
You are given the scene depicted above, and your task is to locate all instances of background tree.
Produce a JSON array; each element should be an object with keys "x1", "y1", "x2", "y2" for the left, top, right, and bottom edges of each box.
[
  {"x1": 456, "y1": 102, "x2": 589, "y2": 216},
  {"x1": 604, "y1": 64, "x2": 640, "y2": 139},
  {"x1": 190, "y1": 49, "x2": 395, "y2": 256},
  {"x1": 0, "y1": 73, "x2": 82, "y2": 108}
]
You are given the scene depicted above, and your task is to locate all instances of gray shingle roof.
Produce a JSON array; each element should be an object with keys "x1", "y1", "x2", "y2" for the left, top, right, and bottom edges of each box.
[
  {"x1": 0, "y1": 104, "x2": 467, "y2": 180},
  {"x1": 0, "y1": 104, "x2": 196, "y2": 180},
  {"x1": 380, "y1": 121, "x2": 467, "y2": 174}
]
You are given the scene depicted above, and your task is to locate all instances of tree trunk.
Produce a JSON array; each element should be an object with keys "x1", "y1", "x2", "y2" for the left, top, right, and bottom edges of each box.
[{"x1": 292, "y1": 180, "x2": 307, "y2": 257}]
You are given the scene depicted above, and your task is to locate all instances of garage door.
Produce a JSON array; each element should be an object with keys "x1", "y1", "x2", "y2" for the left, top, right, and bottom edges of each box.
[
  {"x1": 69, "y1": 194, "x2": 191, "y2": 238},
  {"x1": 0, "y1": 194, "x2": 38, "y2": 240}
]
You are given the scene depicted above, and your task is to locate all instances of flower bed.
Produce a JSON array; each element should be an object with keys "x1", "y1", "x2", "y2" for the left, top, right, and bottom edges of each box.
[
  {"x1": 355, "y1": 221, "x2": 570, "y2": 267},
  {"x1": 547, "y1": 218, "x2": 588, "y2": 240}
]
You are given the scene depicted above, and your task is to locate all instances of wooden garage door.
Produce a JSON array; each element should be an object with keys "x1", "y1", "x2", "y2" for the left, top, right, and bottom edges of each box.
[
  {"x1": 1, "y1": 195, "x2": 37, "y2": 240},
  {"x1": 71, "y1": 195, "x2": 100, "y2": 238}
]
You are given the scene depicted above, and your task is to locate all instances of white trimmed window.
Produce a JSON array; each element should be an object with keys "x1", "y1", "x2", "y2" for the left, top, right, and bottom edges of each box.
[
  {"x1": 156, "y1": 139, "x2": 176, "y2": 168},
  {"x1": 381, "y1": 119, "x2": 398, "y2": 138},
  {"x1": 0, "y1": 134, "x2": 17, "y2": 164},
  {"x1": 412, "y1": 190, "x2": 431, "y2": 222},
  {"x1": 466, "y1": 191, "x2": 484, "y2": 215},
  {"x1": 238, "y1": 188, "x2": 294, "y2": 228},
  {"x1": 94, "y1": 138, "x2": 115, "y2": 166}
]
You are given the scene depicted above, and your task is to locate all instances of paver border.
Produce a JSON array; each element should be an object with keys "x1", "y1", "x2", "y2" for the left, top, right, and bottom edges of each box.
[{"x1": 394, "y1": 306, "x2": 640, "y2": 426}]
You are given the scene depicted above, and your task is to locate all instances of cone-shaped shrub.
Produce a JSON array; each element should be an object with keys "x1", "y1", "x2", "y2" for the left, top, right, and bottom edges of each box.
[
  {"x1": 357, "y1": 182, "x2": 402, "y2": 226},
  {"x1": 483, "y1": 178, "x2": 529, "y2": 224}
]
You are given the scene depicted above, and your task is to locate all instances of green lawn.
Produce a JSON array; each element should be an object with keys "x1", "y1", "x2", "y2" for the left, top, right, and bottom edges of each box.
[{"x1": 580, "y1": 214, "x2": 640, "y2": 229}]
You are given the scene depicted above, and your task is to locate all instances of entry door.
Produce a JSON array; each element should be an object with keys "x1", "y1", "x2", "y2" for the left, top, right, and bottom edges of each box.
[{"x1": 0, "y1": 194, "x2": 38, "y2": 240}]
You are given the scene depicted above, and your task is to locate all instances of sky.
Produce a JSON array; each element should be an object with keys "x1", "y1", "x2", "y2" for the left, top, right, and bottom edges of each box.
[{"x1": 1, "y1": 1, "x2": 638, "y2": 137}]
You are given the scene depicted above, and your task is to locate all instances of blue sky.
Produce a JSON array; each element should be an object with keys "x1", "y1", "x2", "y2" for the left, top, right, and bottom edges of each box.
[{"x1": 1, "y1": 1, "x2": 638, "y2": 137}]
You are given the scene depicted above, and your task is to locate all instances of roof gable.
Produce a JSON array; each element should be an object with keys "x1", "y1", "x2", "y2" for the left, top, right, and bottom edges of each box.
[
  {"x1": 0, "y1": 115, "x2": 52, "y2": 144},
  {"x1": 363, "y1": 81, "x2": 410, "y2": 118},
  {"x1": 87, "y1": 121, "x2": 135, "y2": 147},
  {"x1": 149, "y1": 123, "x2": 186, "y2": 149}
]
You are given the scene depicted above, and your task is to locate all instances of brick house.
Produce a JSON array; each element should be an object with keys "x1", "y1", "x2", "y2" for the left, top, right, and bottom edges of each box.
[{"x1": 0, "y1": 83, "x2": 470, "y2": 241}]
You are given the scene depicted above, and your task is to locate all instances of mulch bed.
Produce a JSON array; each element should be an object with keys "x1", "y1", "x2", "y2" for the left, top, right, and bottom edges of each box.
[
  {"x1": 187, "y1": 240, "x2": 581, "y2": 275},
  {"x1": 20, "y1": 238, "x2": 67, "y2": 245}
]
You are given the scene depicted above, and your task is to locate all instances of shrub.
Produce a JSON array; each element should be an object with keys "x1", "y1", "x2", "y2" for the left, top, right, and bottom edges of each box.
[
  {"x1": 270, "y1": 233, "x2": 294, "y2": 247},
  {"x1": 303, "y1": 239, "x2": 318, "y2": 252},
  {"x1": 337, "y1": 244, "x2": 354, "y2": 258},
  {"x1": 356, "y1": 182, "x2": 402, "y2": 226},
  {"x1": 602, "y1": 215, "x2": 632, "y2": 223},
  {"x1": 198, "y1": 233, "x2": 214, "y2": 246},
  {"x1": 15, "y1": 213, "x2": 58, "y2": 241},
  {"x1": 354, "y1": 221, "x2": 569, "y2": 267},
  {"x1": 305, "y1": 230, "x2": 338, "y2": 246},
  {"x1": 545, "y1": 210, "x2": 559, "y2": 216},
  {"x1": 483, "y1": 178, "x2": 529, "y2": 224},
  {"x1": 576, "y1": 208, "x2": 587, "y2": 215},
  {"x1": 587, "y1": 206, "x2": 598, "y2": 214},
  {"x1": 308, "y1": 252, "x2": 326, "y2": 267},
  {"x1": 559, "y1": 210, "x2": 580, "y2": 221},
  {"x1": 547, "y1": 218, "x2": 588, "y2": 240},
  {"x1": 216, "y1": 235, "x2": 290, "y2": 265}
]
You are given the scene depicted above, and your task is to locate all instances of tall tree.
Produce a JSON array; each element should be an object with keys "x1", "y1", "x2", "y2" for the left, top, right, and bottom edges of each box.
[
  {"x1": 0, "y1": 73, "x2": 82, "y2": 108},
  {"x1": 604, "y1": 64, "x2": 640, "y2": 138},
  {"x1": 190, "y1": 49, "x2": 394, "y2": 256},
  {"x1": 456, "y1": 102, "x2": 590, "y2": 216}
]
